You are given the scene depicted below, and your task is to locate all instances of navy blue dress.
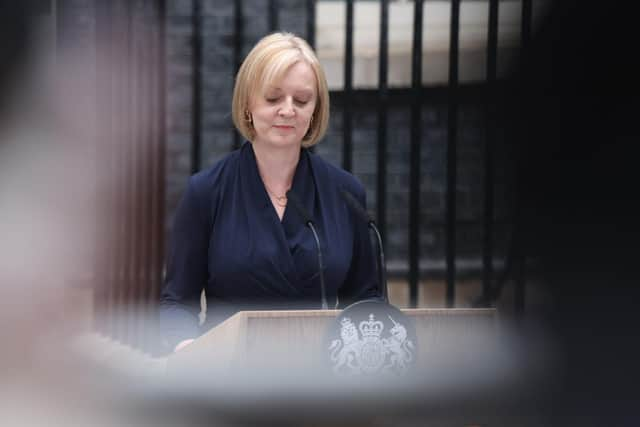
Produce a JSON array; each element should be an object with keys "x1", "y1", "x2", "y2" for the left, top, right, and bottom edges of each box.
[{"x1": 160, "y1": 142, "x2": 380, "y2": 349}]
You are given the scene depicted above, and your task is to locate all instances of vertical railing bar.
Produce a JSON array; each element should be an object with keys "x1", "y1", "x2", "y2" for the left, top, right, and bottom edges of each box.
[
  {"x1": 446, "y1": 0, "x2": 460, "y2": 308},
  {"x1": 486, "y1": 0, "x2": 499, "y2": 82},
  {"x1": 515, "y1": 0, "x2": 533, "y2": 317},
  {"x1": 268, "y1": 0, "x2": 278, "y2": 32},
  {"x1": 409, "y1": 0, "x2": 424, "y2": 308},
  {"x1": 233, "y1": 0, "x2": 244, "y2": 150},
  {"x1": 342, "y1": 0, "x2": 354, "y2": 172},
  {"x1": 306, "y1": 0, "x2": 315, "y2": 49},
  {"x1": 377, "y1": 0, "x2": 388, "y2": 247},
  {"x1": 306, "y1": 0, "x2": 316, "y2": 154},
  {"x1": 482, "y1": 0, "x2": 499, "y2": 305},
  {"x1": 191, "y1": 0, "x2": 202, "y2": 172}
]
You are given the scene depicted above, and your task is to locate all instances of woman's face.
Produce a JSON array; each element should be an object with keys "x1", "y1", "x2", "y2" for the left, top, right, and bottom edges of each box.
[{"x1": 249, "y1": 61, "x2": 317, "y2": 149}]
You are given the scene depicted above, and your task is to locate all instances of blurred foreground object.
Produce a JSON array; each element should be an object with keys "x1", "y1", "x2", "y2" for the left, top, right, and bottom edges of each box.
[
  {"x1": 496, "y1": 1, "x2": 640, "y2": 423},
  {"x1": 73, "y1": 306, "x2": 556, "y2": 426},
  {"x1": 0, "y1": 2, "x2": 166, "y2": 426}
]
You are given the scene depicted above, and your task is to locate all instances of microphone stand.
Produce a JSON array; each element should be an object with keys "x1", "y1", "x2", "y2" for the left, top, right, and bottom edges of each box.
[
  {"x1": 286, "y1": 190, "x2": 328, "y2": 310},
  {"x1": 339, "y1": 188, "x2": 389, "y2": 302}
]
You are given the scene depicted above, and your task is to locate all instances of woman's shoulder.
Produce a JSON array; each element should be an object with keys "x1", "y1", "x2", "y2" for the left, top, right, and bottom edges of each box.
[
  {"x1": 188, "y1": 147, "x2": 242, "y2": 195},
  {"x1": 175, "y1": 147, "x2": 244, "y2": 228},
  {"x1": 307, "y1": 150, "x2": 366, "y2": 199}
]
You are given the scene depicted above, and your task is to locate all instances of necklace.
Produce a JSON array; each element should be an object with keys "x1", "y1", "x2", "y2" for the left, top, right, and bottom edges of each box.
[{"x1": 263, "y1": 183, "x2": 289, "y2": 207}]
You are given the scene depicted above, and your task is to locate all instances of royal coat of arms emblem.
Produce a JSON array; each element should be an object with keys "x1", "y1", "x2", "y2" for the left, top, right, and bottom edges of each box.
[{"x1": 326, "y1": 301, "x2": 416, "y2": 376}]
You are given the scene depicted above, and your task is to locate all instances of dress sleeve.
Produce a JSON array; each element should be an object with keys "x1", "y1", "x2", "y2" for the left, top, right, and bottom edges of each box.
[
  {"x1": 159, "y1": 177, "x2": 211, "y2": 351},
  {"x1": 337, "y1": 183, "x2": 383, "y2": 307}
]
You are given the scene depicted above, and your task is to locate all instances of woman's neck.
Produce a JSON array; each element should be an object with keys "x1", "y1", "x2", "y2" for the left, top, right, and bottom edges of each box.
[{"x1": 252, "y1": 142, "x2": 300, "y2": 194}]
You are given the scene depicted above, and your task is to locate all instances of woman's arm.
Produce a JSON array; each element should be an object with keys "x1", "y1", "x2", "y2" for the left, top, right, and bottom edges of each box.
[{"x1": 159, "y1": 177, "x2": 211, "y2": 352}]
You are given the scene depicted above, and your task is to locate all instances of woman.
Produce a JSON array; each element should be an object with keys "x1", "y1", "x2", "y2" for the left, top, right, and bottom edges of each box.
[{"x1": 160, "y1": 32, "x2": 380, "y2": 352}]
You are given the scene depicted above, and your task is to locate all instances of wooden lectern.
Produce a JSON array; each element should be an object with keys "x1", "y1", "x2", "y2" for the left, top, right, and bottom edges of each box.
[{"x1": 166, "y1": 308, "x2": 497, "y2": 376}]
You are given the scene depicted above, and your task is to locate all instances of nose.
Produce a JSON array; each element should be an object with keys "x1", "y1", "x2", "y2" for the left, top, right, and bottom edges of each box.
[{"x1": 278, "y1": 97, "x2": 295, "y2": 117}]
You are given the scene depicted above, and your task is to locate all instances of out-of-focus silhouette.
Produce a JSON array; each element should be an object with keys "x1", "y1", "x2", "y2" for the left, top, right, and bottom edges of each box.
[
  {"x1": 1, "y1": 3, "x2": 166, "y2": 426},
  {"x1": 499, "y1": 1, "x2": 639, "y2": 422}
]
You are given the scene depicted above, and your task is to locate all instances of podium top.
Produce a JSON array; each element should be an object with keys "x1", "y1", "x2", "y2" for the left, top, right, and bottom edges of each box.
[{"x1": 167, "y1": 307, "x2": 497, "y2": 372}]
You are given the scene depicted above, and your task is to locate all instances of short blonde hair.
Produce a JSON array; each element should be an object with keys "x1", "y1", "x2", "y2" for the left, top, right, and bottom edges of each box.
[{"x1": 232, "y1": 32, "x2": 330, "y2": 148}]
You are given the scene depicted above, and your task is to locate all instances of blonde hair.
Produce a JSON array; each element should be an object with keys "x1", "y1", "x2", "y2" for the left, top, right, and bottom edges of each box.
[{"x1": 232, "y1": 32, "x2": 330, "y2": 147}]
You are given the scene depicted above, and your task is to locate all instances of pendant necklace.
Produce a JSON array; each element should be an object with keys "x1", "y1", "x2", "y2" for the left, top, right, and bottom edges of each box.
[{"x1": 264, "y1": 183, "x2": 288, "y2": 207}]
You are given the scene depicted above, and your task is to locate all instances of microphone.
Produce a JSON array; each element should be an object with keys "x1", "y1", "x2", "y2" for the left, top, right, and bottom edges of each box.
[
  {"x1": 286, "y1": 190, "x2": 328, "y2": 310},
  {"x1": 339, "y1": 188, "x2": 388, "y2": 302}
]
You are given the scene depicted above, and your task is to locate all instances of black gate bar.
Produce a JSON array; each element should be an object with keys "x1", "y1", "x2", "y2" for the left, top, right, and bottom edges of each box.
[
  {"x1": 191, "y1": 0, "x2": 202, "y2": 173},
  {"x1": 446, "y1": 0, "x2": 460, "y2": 308},
  {"x1": 515, "y1": 0, "x2": 533, "y2": 317},
  {"x1": 268, "y1": 0, "x2": 278, "y2": 32},
  {"x1": 482, "y1": 0, "x2": 499, "y2": 304},
  {"x1": 409, "y1": 0, "x2": 424, "y2": 308},
  {"x1": 233, "y1": 0, "x2": 243, "y2": 149},
  {"x1": 342, "y1": 0, "x2": 354, "y2": 172},
  {"x1": 306, "y1": 0, "x2": 315, "y2": 49},
  {"x1": 377, "y1": 0, "x2": 389, "y2": 243}
]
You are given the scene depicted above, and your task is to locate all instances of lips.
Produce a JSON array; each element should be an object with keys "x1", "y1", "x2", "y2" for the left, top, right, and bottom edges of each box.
[{"x1": 273, "y1": 125, "x2": 295, "y2": 129}]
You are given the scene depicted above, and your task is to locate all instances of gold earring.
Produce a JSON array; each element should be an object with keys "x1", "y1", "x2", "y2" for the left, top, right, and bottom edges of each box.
[{"x1": 244, "y1": 110, "x2": 253, "y2": 125}]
